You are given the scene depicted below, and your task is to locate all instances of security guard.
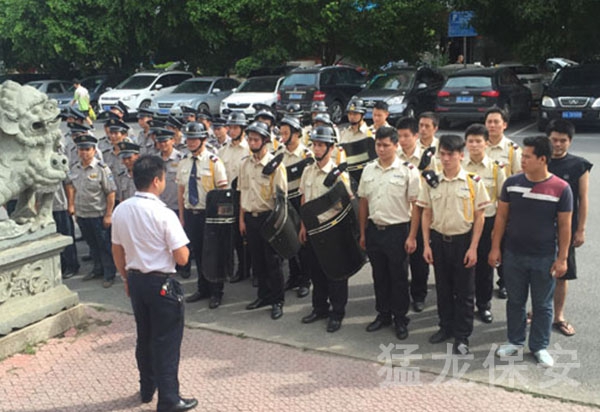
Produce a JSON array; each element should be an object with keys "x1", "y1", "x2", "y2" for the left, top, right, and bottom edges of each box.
[
  {"x1": 238, "y1": 121, "x2": 288, "y2": 320},
  {"x1": 111, "y1": 155, "x2": 198, "y2": 412},
  {"x1": 103, "y1": 119, "x2": 130, "y2": 203},
  {"x1": 312, "y1": 113, "x2": 345, "y2": 165},
  {"x1": 165, "y1": 115, "x2": 189, "y2": 155},
  {"x1": 116, "y1": 141, "x2": 140, "y2": 201},
  {"x1": 177, "y1": 122, "x2": 228, "y2": 309},
  {"x1": 211, "y1": 117, "x2": 230, "y2": 150},
  {"x1": 368, "y1": 101, "x2": 391, "y2": 134},
  {"x1": 137, "y1": 107, "x2": 155, "y2": 146},
  {"x1": 339, "y1": 99, "x2": 374, "y2": 187},
  {"x1": 301, "y1": 101, "x2": 329, "y2": 146},
  {"x1": 417, "y1": 134, "x2": 490, "y2": 355},
  {"x1": 418, "y1": 112, "x2": 440, "y2": 153},
  {"x1": 181, "y1": 105, "x2": 197, "y2": 123},
  {"x1": 65, "y1": 134, "x2": 117, "y2": 288},
  {"x1": 298, "y1": 125, "x2": 353, "y2": 332},
  {"x1": 358, "y1": 126, "x2": 420, "y2": 340}
]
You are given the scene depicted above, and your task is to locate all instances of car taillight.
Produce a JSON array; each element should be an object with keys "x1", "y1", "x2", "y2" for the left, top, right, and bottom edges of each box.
[
  {"x1": 481, "y1": 90, "x2": 500, "y2": 97},
  {"x1": 437, "y1": 91, "x2": 450, "y2": 97},
  {"x1": 313, "y1": 90, "x2": 326, "y2": 101},
  {"x1": 277, "y1": 92, "x2": 281, "y2": 102}
]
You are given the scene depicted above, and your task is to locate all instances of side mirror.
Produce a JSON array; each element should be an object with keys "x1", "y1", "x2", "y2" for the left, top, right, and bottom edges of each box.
[
  {"x1": 212, "y1": 88, "x2": 221, "y2": 94},
  {"x1": 231, "y1": 88, "x2": 237, "y2": 93},
  {"x1": 360, "y1": 83, "x2": 367, "y2": 88},
  {"x1": 417, "y1": 83, "x2": 427, "y2": 90},
  {"x1": 105, "y1": 87, "x2": 113, "y2": 91},
  {"x1": 153, "y1": 84, "x2": 163, "y2": 91}
]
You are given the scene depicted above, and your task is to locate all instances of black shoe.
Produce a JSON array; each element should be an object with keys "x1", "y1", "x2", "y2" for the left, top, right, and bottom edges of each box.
[
  {"x1": 230, "y1": 272, "x2": 247, "y2": 283},
  {"x1": 81, "y1": 272, "x2": 101, "y2": 281},
  {"x1": 271, "y1": 303, "x2": 283, "y2": 320},
  {"x1": 284, "y1": 279, "x2": 299, "y2": 291},
  {"x1": 452, "y1": 340, "x2": 470, "y2": 355},
  {"x1": 178, "y1": 270, "x2": 191, "y2": 279},
  {"x1": 297, "y1": 286, "x2": 310, "y2": 298},
  {"x1": 140, "y1": 391, "x2": 154, "y2": 403},
  {"x1": 394, "y1": 321, "x2": 409, "y2": 340},
  {"x1": 479, "y1": 309, "x2": 493, "y2": 324},
  {"x1": 412, "y1": 301, "x2": 425, "y2": 312},
  {"x1": 185, "y1": 291, "x2": 209, "y2": 303},
  {"x1": 366, "y1": 315, "x2": 392, "y2": 332},
  {"x1": 301, "y1": 311, "x2": 329, "y2": 324},
  {"x1": 62, "y1": 268, "x2": 78, "y2": 280},
  {"x1": 246, "y1": 298, "x2": 269, "y2": 310},
  {"x1": 429, "y1": 329, "x2": 451, "y2": 344},
  {"x1": 497, "y1": 287, "x2": 508, "y2": 299},
  {"x1": 166, "y1": 397, "x2": 198, "y2": 412},
  {"x1": 208, "y1": 296, "x2": 221, "y2": 309},
  {"x1": 327, "y1": 318, "x2": 342, "y2": 333}
]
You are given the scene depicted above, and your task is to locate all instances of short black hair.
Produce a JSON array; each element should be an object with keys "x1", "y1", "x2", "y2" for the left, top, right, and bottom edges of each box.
[
  {"x1": 375, "y1": 126, "x2": 398, "y2": 144},
  {"x1": 546, "y1": 119, "x2": 575, "y2": 140},
  {"x1": 523, "y1": 135, "x2": 552, "y2": 163},
  {"x1": 484, "y1": 106, "x2": 510, "y2": 123},
  {"x1": 373, "y1": 101, "x2": 389, "y2": 111},
  {"x1": 464, "y1": 123, "x2": 489, "y2": 141},
  {"x1": 418, "y1": 111, "x2": 439, "y2": 127},
  {"x1": 133, "y1": 155, "x2": 165, "y2": 190},
  {"x1": 395, "y1": 116, "x2": 418, "y2": 134},
  {"x1": 439, "y1": 134, "x2": 465, "y2": 152}
]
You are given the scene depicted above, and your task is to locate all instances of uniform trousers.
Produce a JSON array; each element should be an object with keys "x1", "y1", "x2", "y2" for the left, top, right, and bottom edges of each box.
[
  {"x1": 76, "y1": 216, "x2": 115, "y2": 281},
  {"x1": 184, "y1": 209, "x2": 224, "y2": 298},
  {"x1": 233, "y1": 191, "x2": 251, "y2": 278},
  {"x1": 171, "y1": 209, "x2": 191, "y2": 274},
  {"x1": 409, "y1": 225, "x2": 429, "y2": 303},
  {"x1": 366, "y1": 221, "x2": 410, "y2": 324},
  {"x1": 430, "y1": 230, "x2": 475, "y2": 342},
  {"x1": 245, "y1": 212, "x2": 284, "y2": 304},
  {"x1": 53, "y1": 211, "x2": 79, "y2": 273},
  {"x1": 128, "y1": 272, "x2": 184, "y2": 412},
  {"x1": 286, "y1": 196, "x2": 310, "y2": 288},
  {"x1": 475, "y1": 216, "x2": 495, "y2": 310}
]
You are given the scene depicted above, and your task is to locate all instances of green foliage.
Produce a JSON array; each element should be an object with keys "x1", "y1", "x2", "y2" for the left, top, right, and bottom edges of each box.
[{"x1": 234, "y1": 57, "x2": 261, "y2": 77}]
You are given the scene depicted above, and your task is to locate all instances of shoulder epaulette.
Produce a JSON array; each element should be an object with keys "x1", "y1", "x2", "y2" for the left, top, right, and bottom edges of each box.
[
  {"x1": 337, "y1": 145, "x2": 345, "y2": 152},
  {"x1": 101, "y1": 147, "x2": 111, "y2": 153},
  {"x1": 209, "y1": 153, "x2": 220, "y2": 163},
  {"x1": 422, "y1": 170, "x2": 439, "y2": 188},
  {"x1": 303, "y1": 147, "x2": 313, "y2": 158},
  {"x1": 262, "y1": 152, "x2": 284, "y2": 175},
  {"x1": 418, "y1": 146, "x2": 436, "y2": 171},
  {"x1": 467, "y1": 172, "x2": 481, "y2": 182},
  {"x1": 494, "y1": 160, "x2": 506, "y2": 169},
  {"x1": 118, "y1": 170, "x2": 126, "y2": 177},
  {"x1": 403, "y1": 161, "x2": 415, "y2": 170},
  {"x1": 511, "y1": 142, "x2": 520, "y2": 150},
  {"x1": 323, "y1": 162, "x2": 348, "y2": 187},
  {"x1": 366, "y1": 128, "x2": 373, "y2": 137}
]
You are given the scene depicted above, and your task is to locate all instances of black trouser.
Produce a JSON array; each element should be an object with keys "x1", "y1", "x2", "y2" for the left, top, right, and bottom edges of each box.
[
  {"x1": 184, "y1": 209, "x2": 224, "y2": 298},
  {"x1": 233, "y1": 191, "x2": 251, "y2": 278},
  {"x1": 349, "y1": 169, "x2": 363, "y2": 194},
  {"x1": 306, "y1": 240, "x2": 348, "y2": 320},
  {"x1": 286, "y1": 196, "x2": 310, "y2": 288},
  {"x1": 245, "y1": 212, "x2": 284, "y2": 304},
  {"x1": 430, "y1": 230, "x2": 475, "y2": 342},
  {"x1": 496, "y1": 237, "x2": 506, "y2": 288},
  {"x1": 366, "y1": 222, "x2": 410, "y2": 324},
  {"x1": 76, "y1": 216, "x2": 115, "y2": 281},
  {"x1": 128, "y1": 272, "x2": 184, "y2": 412},
  {"x1": 476, "y1": 216, "x2": 495, "y2": 311},
  {"x1": 409, "y1": 225, "x2": 429, "y2": 303},
  {"x1": 171, "y1": 209, "x2": 191, "y2": 274},
  {"x1": 53, "y1": 210, "x2": 79, "y2": 274}
]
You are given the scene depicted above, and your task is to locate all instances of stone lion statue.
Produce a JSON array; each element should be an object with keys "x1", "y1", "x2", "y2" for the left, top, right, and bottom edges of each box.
[{"x1": 0, "y1": 80, "x2": 69, "y2": 241}]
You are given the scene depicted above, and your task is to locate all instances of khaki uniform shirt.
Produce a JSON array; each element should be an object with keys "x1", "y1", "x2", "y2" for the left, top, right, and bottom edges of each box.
[
  {"x1": 66, "y1": 157, "x2": 116, "y2": 218},
  {"x1": 368, "y1": 121, "x2": 391, "y2": 135},
  {"x1": 279, "y1": 143, "x2": 313, "y2": 199},
  {"x1": 238, "y1": 151, "x2": 288, "y2": 213},
  {"x1": 339, "y1": 122, "x2": 372, "y2": 144},
  {"x1": 218, "y1": 138, "x2": 250, "y2": 188},
  {"x1": 357, "y1": 157, "x2": 421, "y2": 225},
  {"x1": 159, "y1": 149, "x2": 185, "y2": 210},
  {"x1": 176, "y1": 150, "x2": 228, "y2": 210},
  {"x1": 418, "y1": 136, "x2": 439, "y2": 152},
  {"x1": 462, "y1": 155, "x2": 507, "y2": 217},
  {"x1": 486, "y1": 135, "x2": 521, "y2": 176},
  {"x1": 416, "y1": 168, "x2": 491, "y2": 236}
]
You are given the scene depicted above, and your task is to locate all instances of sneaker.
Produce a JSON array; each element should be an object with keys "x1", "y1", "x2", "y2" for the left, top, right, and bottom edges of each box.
[
  {"x1": 495, "y1": 343, "x2": 522, "y2": 358},
  {"x1": 534, "y1": 349, "x2": 554, "y2": 368}
]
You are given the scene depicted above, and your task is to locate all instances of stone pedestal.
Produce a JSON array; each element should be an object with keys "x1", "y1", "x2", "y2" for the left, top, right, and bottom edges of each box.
[{"x1": 0, "y1": 233, "x2": 79, "y2": 335}]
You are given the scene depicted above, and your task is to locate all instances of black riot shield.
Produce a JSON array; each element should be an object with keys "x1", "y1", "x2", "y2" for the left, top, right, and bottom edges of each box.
[
  {"x1": 286, "y1": 157, "x2": 314, "y2": 201},
  {"x1": 300, "y1": 180, "x2": 366, "y2": 280},
  {"x1": 260, "y1": 186, "x2": 301, "y2": 259},
  {"x1": 340, "y1": 137, "x2": 377, "y2": 172},
  {"x1": 202, "y1": 189, "x2": 235, "y2": 282}
]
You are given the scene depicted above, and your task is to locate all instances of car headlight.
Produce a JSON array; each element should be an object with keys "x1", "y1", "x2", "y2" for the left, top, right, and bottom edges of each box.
[
  {"x1": 122, "y1": 94, "x2": 139, "y2": 101},
  {"x1": 541, "y1": 96, "x2": 556, "y2": 108},
  {"x1": 386, "y1": 96, "x2": 405, "y2": 105},
  {"x1": 592, "y1": 98, "x2": 600, "y2": 108}
]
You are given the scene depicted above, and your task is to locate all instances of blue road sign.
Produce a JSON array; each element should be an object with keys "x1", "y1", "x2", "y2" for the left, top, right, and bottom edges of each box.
[{"x1": 448, "y1": 11, "x2": 477, "y2": 37}]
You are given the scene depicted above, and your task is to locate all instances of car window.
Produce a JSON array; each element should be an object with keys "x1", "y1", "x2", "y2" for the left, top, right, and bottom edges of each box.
[
  {"x1": 117, "y1": 75, "x2": 156, "y2": 90},
  {"x1": 173, "y1": 80, "x2": 212, "y2": 94},
  {"x1": 282, "y1": 73, "x2": 318, "y2": 87},
  {"x1": 47, "y1": 82, "x2": 63, "y2": 93},
  {"x1": 27, "y1": 82, "x2": 43, "y2": 90},
  {"x1": 214, "y1": 79, "x2": 228, "y2": 90},
  {"x1": 445, "y1": 76, "x2": 492, "y2": 88},
  {"x1": 368, "y1": 72, "x2": 415, "y2": 91},
  {"x1": 222, "y1": 79, "x2": 238, "y2": 90},
  {"x1": 347, "y1": 69, "x2": 366, "y2": 85},
  {"x1": 237, "y1": 77, "x2": 279, "y2": 92},
  {"x1": 499, "y1": 70, "x2": 518, "y2": 86},
  {"x1": 320, "y1": 71, "x2": 335, "y2": 86},
  {"x1": 553, "y1": 69, "x2": 600, "y2": 87}
]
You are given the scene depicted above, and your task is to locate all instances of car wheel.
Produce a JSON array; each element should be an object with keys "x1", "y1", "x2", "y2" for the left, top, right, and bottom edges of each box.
[
  {"x1": 329, "y1": 101, "x2": 343, "y2": 124},
  {"x1": 139, "y1": 100, "x2": 151, "y2": 109},
  {"x1": 197, "y1": 103, "x2": 210, "y2": 114},
  {"x1": 502, "y1": 102, "x2": 511, "y2": 120},
  {"x1": 404, "y1": 105, "x2": 416, "y2": 118}
]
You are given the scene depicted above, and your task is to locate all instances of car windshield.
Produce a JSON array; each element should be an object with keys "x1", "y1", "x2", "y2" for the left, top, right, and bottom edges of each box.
[
  {"x1": 82, "y1": 77, "x2": 103, "y2": 92},
  {"x1": 511, "y1": 66, "x2": 538, "y2": 75},
  {"x1": 27, "y1": 82, "x2": 44, "y2": 90},
  {"x1": 445, "y1": 76, "x2": 492, "y2": 88},
  {"x1": 553, "y1": 69, "x2": 600, "y2": 87},
  {"x1": 116, "y1": 75, "x2": 155, "y2": 90},
  {"x1": 282, "y1": 73, "x2": 318, "y2": 87},
  {"x1": 173, "y1": 80, "x2": 212, "y2": 94},
  {"x1": 237, "y1": 77, "x2": 279, "y2": 92},
  {"x1": 367, "y1": 71, "x2": 416, "y2": 91}
]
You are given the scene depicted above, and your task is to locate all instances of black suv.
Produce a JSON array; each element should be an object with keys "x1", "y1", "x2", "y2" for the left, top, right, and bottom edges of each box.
[
  {"x1": 276, "y1": 66, "x2": 366, "y2": 123},
  {"x1": 538, "y1": 64, "x2": 600, "y2": 131},
  {"x1": 354, "y1": 67, "x2": 445, "y2": 124}
]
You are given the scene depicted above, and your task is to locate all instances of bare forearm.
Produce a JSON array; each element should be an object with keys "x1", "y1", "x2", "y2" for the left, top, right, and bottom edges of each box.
[
  {"x1": 358, "y1": 198, "x2": 368, "y2": 238},
  {"x1": 469, "y1": 210, "x2": 485, "y2": 250},
  {"x1": 408, "y1": 204, "x2": 421, "y2": 239},
  {"x1": 557, "y1": 213, "x2": 572, "y2": 260},
  {"x1": 421, "y1": 208, "x2": 432, "y2": 244}
]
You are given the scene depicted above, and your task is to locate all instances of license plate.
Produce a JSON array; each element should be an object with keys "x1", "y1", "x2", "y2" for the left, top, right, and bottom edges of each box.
[
  {"x1": 102, "y1": 105, "x2": 111, "y2": 112},
  {"x1": 159, "y1": 108, "x2": 170, "y2": 114},
  {"x1": 562, "y1": 111, "x2": 582, "y2": 119},
  {"x1": 456, "y1": 96, "x2": 474, "y2": 103},
  {"x1": 289, "y1": 93, "x2": 302, "y2": 100}
]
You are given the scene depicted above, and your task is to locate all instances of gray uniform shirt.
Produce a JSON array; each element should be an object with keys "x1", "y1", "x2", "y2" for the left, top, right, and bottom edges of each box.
[
  {"x1": 159, "y1": 149, "x2": 185, "y2": 210},
  {"x1": 66, "y1": 158, "x2": 117, "y2": 218}
]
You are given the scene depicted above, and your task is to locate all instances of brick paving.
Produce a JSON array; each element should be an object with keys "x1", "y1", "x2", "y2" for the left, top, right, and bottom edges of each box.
[{"x1": 0, "y1": 307, "x2": 597, "y2": 412}]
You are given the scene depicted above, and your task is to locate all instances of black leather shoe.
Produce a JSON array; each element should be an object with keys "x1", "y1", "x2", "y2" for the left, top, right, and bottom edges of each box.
[
  {"x1": 185, "y1": 291, "x2": 209, "y2": 303},
  {"x1": 297, "y1": 286, "x2": 310, "y2": 298},
  {"x1": 229, "y1": 271, "x2": 247, "y2": 283},
  {"x1": 429, "y1": 329, "x2": 451, "y2": 344},
  {"x1": 166, "y1": 397, "x2": 198, "y2": 412},
  {"x1": 178, "y1": 270, "x2": 191, "y2": 279},
  {"x1": 412, "y1": 301, "x2": 425, "y2": 312},
  {"x1": 479, "y1": 309, "x2": 493, "y2": 323},
  {"x1": 208, "y1": 296, "x2": 221, "y2": 309},
  {"x1": 301, "y1": 311, "x2": 329, "y2": 324},
  {"x1": 246, "y1": 298, "x2": 269, "y2": 310},
  {"x1": 497, "y1": 286, "x2": 508, "y2": 299},
  {"x1": 327, "y1": 318, "x2": 342, "y2": 333},
  {"x1": 452, "y1": 340, "x2": 470, "y2": 355},
  {"x1": 141, "y1": 391, "x2": 154, "y2": 403},
  {"x1": 394, "y1": 322, "x2": 409, "y2": 340},
  {"x1": 271, "y1": 303, "x2": 283, "y2": 320},
  {"x1": 366, "y1": 315, "x2": 392, "y2": 332},
  {"x1": 62, "y1": 269, "x2": 78, "y2": 280}
]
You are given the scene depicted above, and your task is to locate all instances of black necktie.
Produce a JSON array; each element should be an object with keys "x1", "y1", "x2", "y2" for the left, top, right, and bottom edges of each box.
[{"x1": 188, "y1": 157, "x2": 199, "y2": 206}]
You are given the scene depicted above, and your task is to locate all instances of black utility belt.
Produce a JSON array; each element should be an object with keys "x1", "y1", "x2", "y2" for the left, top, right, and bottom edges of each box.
[
  {"x1": 128, "y1": 269, "x2": 174, "y2": 278},
  {"x1": 185, "y1": 208, "x2": 206, "y2": 215},
  {"x1": 245, "y1": 211, "x2": 270, "y2": 218},
  {"x1": 431, "y1": 230, "x2": 471, "y2": 243},
  {"x1": 368, "y1": 221, "x2": 409, "y2": 231}
]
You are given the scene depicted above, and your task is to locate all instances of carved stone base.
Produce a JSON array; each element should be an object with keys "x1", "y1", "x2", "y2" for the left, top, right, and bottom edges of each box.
[{"x1": 0, "y1": 233, "x2": 79, "y2": 335}]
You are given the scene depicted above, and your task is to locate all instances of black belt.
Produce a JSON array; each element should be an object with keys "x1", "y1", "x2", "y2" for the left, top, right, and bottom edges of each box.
[
  {"x1": 185, "y1": 208, "x2": 205, "y2": 215},
  {"x1": 368, "y1": 221, "x2": 409, "y2": 231},
  {"x1": 245, "y1": 211, "x2": 270, "y2": 218},
  {"x1": 128, "y1": 269, "x2": 174, "y2": 278},
  {"x1": 432, "y1": 230, "x2": 471, "y2": 243}
]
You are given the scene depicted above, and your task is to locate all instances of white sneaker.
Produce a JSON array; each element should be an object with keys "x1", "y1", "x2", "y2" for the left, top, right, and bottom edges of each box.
[
  {"x1": 534, "y1": 349, "x2": 554, "y2": 368},
  {"x1": 495, "y1": 343, "x2": 522, "y2": 358}
]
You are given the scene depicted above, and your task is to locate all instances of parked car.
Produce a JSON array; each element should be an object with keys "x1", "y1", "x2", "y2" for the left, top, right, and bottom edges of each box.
[
  {"x1": 98, "y1": 70, "x2": 193, "y2": 117},
  {"x1": 497, "y1": 63, "x2": 545, "y2": 102},
  {"x1": 538, "y1": 64, "x2": 600, "y2": 131},
  {"x1": 151, "y1": 76, "x2": 239, "y2": 117},
  {"x1": 54, "y1": 73, "x2": 129, "y2": 110},
  {"x1": 435, "y1": 67, "x2": 532, "y2": 127},
  {"x1": 220, "y1": 75, "x2": 283, "y2": 117},
  {"x1": 0, "y1": 73, "x2": 49, "y2": 85},
  {"x1": 352, "y1": 66, "x2": 445, "y2": 124},
  {"x1": 276, "y1": 66, "x2": 367, "y2": 123},
  {"x1": 25, "y1": 79, "x2": 72, "y2": 100}
]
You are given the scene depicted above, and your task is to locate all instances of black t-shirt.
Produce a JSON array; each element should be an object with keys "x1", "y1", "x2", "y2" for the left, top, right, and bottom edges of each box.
[{"x1": 548, "y1": 153, "x2": 593, "y2": 233}]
